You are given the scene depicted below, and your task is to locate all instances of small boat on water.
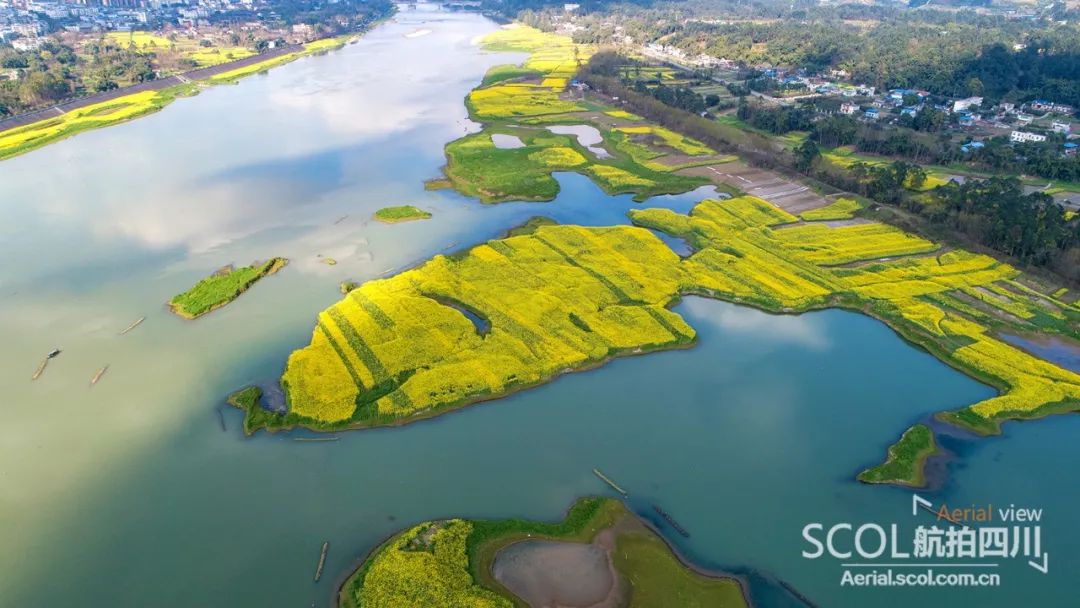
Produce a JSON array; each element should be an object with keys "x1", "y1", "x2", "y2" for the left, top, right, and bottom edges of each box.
[
  {"x1": 313, "y1": 541, "x2": 329, "y2": 582},
  {"x1": 119, "y1": 316, "x2": 145, "y2": 335},
  {"x1": 90, "y1": 365, "x2": 109, "y2": 386},
  {"x1": 32, "y1": 349, "x2": 61, "y2": 380}
]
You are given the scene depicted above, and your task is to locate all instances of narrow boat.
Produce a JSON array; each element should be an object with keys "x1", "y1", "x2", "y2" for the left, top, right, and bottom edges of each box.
[
  {"x1": 313, "y1": 541, "x2": 329, "y2": 582},
  {"x1": 119, "y1": 316, "x2": 145, "y2": 335},
  {"x1": 31, "y1": 358, "x2": 48, "y2": 380},
  {"x1": 592, "y1": 468, "x2": 628, "y2": 496}
]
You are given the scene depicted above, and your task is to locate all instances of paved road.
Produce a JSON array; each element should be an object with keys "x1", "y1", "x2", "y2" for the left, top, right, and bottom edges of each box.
[{"x1": 0, "y1": 44, "x2": 302, "y2": 134}]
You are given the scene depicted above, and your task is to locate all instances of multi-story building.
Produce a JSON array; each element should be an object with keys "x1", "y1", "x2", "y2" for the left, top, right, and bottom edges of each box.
[
  {"x1": 952, "y1": 96, "x2": 983, "y2": 113},
  {"x1": 1010, "y1": 130, "x2": 1047, "y2": 144}
]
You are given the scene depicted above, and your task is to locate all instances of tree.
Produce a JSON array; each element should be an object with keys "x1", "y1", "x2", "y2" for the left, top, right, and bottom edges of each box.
[
  {"x1": 796, "y1": 139, "x2": 820, "y2": 171},
  {"x1": 964, "y1": 76, "x2": 984, "y2": 97},
  {"x1": 19, "y1": 70, "x2": 68, "y2": 105}
]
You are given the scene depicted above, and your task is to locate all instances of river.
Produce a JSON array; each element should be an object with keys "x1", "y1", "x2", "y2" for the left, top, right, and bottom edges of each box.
[{"x1": 1, "y1": 5, "x2": 1076, "y2": 607}]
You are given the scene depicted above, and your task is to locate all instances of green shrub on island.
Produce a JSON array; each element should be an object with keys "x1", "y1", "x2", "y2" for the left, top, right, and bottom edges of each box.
[
  {"x1": 857, "y1": 424, "x2": 938, "y2": 487},
  {"x1": 169, "y1": 257, "x2": 287, "y2": 319},
  {"x1": 373, "y1": 206, "x2": 432, "y2": 223}
]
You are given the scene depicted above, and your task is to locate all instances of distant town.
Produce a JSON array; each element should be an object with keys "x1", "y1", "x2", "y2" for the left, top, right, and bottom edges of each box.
[
  {"x1": 3, "y1": 0, "x2": 321, "y2": 47},
  {"x1": 653, "y1": 42, "x2": 1076, "y2": 160},
  {"x1": 0, "y1": 0, "x2": 391, "y2": 115}
]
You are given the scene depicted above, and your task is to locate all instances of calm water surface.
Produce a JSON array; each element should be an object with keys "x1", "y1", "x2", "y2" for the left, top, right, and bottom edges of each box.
[{"x1": 1, "y1": 6, "x2": 1077, "y2": 608}]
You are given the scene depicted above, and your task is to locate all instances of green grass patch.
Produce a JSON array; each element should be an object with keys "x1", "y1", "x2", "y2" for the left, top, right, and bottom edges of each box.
[
  {"x1": 226, "y1": 386, "x2": 287, "y2": 435},
  {"x1": 169, "y1": 257, "x2": 287, "y2": 319},
  {"x1": 613, "y1": 528, "x2": 746, "y2": 607},
  {"x1": 502, "y1": 216, "x2": 557, "y2": 237},
  {"x1": 481, "y1": 64, "x2": 543, "y2": 86},
  {"x1": 800, "y1": 197, "x2": 863, "y2": 221}
]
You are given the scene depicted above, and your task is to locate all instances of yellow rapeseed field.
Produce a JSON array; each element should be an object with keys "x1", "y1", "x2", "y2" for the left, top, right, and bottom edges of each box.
[
  {"x1": 799, "y1": 197, "x2": 862, "y2": 221},
  {"x1": 615, "y1": 125, "x2": 715, "y2": 156},
  {"x1": 353, "y1": 520, "x2": 511, "y2": 608},
  {"x1": 0, "y1": 90, "x2": 174, "y2": 160},
  {"x1": 630, "y1": 197, "x2": 1080, "y2": 429},
  {"x1": 282, "y1": 225, "x2": 692, "y2": 424},
  {"x1": 528, "y1": 146, "x2": 588, "y2": 167},
  {"x1": 277, "y1": 194, "x2": 1078, "y2": 434}
]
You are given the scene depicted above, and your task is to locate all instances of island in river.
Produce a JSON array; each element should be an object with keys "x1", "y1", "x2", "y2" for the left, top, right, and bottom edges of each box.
[
  {"x1": 231, "y1": 25, "x2": 1080, "y2": 490},
  {"x1": 169, "y1": 258, "x2": 287, "y2": 320},
  {"x1": 338, "y1": 497, "x2": 747, "y2": 608},
  {"x1": 373, "y1": 205, "x2": 432, "y2": 223}
]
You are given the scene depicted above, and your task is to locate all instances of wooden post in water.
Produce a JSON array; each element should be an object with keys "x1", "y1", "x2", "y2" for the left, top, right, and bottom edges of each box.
[
  {"x1": 119, "y1": 316, "x2": 145, "y2": 335},
  {"x1": 592, "y1": 468, "x2": 628, "y2": 496},
  {"x1": 31, "y1": 358, "x2": 48, "y2": 380},
  {"x1": 313, "y1": 541, "x2": 329, "y2": 582}
]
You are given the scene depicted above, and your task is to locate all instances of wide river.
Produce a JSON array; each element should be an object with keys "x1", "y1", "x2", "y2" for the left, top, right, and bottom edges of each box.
[{"x1": 2, "y1": 5, "x2": 1077, "y2": 607}]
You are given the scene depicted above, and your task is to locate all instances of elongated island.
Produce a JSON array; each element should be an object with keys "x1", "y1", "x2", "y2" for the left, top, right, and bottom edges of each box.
[{"x1": 170, "y1": 257, "x2": 287, "y2": 320}]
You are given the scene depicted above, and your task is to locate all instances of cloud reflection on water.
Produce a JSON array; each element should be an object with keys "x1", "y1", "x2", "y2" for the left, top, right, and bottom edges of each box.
[{"x1": 682, "y1": 296, "x2": 830, "y2": 351}]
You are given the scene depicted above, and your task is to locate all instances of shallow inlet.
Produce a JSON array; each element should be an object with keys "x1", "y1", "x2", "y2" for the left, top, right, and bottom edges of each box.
[
  {"x1": 547, "y1": 125, "x2": 612, "y2": 158},
  {"x1": 493, "y1": 540, "x2": 614, "y2": 607},
  {"x1": 999, "y1": 333, "x2": 1080, "y2": 373},
  {"x1": 492, "y1": 133, "x2": 525, "y2": 149}
]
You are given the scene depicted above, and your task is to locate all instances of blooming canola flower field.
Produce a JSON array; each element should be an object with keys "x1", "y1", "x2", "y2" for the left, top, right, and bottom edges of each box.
[
  {"x1": 628, "y1": 199, "x2": 1080, "y2": 443},
  {"x1": 351, "y1": 520, "x2": 510, "y2": 608},
  {"x1": 246, "y1": 195, "x2": 1079, "y2": 472},
  {"x1": 279, "y1": 224, "x2": 694, "y2": 427},
  {"x1": 437, "y1": 25, "x2": 715, "y2": 203}
]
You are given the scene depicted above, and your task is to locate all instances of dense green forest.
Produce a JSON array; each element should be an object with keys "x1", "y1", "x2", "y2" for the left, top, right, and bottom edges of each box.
[{"x1": 518, "y1": 0, "x2": 1080, "y2": 106}]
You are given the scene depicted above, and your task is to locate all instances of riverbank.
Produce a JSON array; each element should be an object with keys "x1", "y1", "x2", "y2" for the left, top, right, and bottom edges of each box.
[
  {"x1": 338, "y1": 497, "x2": 749, "y2": 608},
  {"x1": 0, "y1": 35, "x2": 358, "y2": 163}
]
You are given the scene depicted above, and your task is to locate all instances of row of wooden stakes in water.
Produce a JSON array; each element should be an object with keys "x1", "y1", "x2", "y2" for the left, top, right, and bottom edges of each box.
[{"x1": 30, "y1": 316, "x2": 144, "y2": 383}]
